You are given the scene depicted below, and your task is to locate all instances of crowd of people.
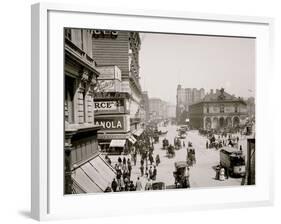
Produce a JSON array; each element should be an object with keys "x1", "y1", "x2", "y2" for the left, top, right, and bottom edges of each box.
[
  {"x1": 206, "y1": 133, "x2": 242, "y2": 150},
  {"x1": 104, "y1": 127, "x2": 163, "y2": 193}
]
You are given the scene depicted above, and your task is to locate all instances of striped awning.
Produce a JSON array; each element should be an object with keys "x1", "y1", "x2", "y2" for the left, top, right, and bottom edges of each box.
[
  {"x1": 72, "y1": 155, "x2": 116, "y2": 193},
  {"x1": 109, "y1": 139, "x2": 126, "y2": 147},
  {"x1": 133, "y1": 128, "x2": 144, "y2": 137}
]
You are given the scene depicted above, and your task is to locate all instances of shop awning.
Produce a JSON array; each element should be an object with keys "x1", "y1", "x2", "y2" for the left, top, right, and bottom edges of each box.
[
  {"x1": 109, "y1": 139, "x2": 126, "y2": 147},
  {"x1": 128, "y1": 135, "x2": 137, "y2": 144},
  {"x1": 133, "y1": 128, "x2": 144, "y2": 137},
  {"x1": 72, "y1": 155, "x2": 116, "y2": 193}
]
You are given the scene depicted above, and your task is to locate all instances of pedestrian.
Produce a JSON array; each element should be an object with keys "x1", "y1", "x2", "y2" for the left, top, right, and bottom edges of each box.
[
  {"x1": 149, "y1": 166, "x2": 153, "y2": 180},
  {"x1": 140, "y1": 158, "x2": 144, "y2": 167},
  {"x1": 135, "y1": 177, "x2": 142, "y2": 191},
  {"x1": 120, "y1": 177, "x2": 125, "y2": 191},
  {"x1": 127, "y1": 158, "x2": 132, "y2": 176},
  {"x1": 145, "y1": 167, "x2": 149, "y2": 178},
  {"x1": 215, "y1": 165, "x2": 220, "y2": 180},
  {"x1": 191, "y1": 149, "x2": 196, "y2": 165},
  {"x1": 111, "y1": 178, "x2": 118, "y2": 192},
  {"x1": 140, "y1": 164, "x2": 144, "y2": 176},
  {"x1": 152, "y1": 166, "x2": 157, "y2": 181},
  {"x1": 155, "y1": 154, "x2": 160, "y2": 166},
  {"x1": 124, "y1": 178, "x2": 129, "y2": 191},
  {"x1": 225, "y1": 168, "x2": 229, "y2": 179},
  {"x1": 123, "y1": 157, "x2": 126, "y2": 165},
  {"x1": 133, "y1": 152, "x2": 137, "y2": 166},
  {"x1": 116, "y1": 169, "x2": 122, "y2": 188},
  {"x1": 129, "y1": 181, "x2": 135, "y2": 191},
  {"x1": 240, "y1": 145, "x2": 243, "y2": 152},
  {"x1": 149, "y1": 154, "x2": 154, "y2": 165},
  {"x1": 206, "y1": 140, "x2": 208, "y2": 149},
  {"x1": 219, "y1": 167, "x2": 226, "y2": 181},
  {"x1": 185, "y1": 167, "x2": 190, "y2": 188},
  {"x1": 114, "y1": 163, "x2": 118, "y2": 171},
  {"x1": 118, "y1": 157, "x2": 122, "y2": 167},
  {"x1": 145, "y1": 179, "x2": 152, "y2": 190}
]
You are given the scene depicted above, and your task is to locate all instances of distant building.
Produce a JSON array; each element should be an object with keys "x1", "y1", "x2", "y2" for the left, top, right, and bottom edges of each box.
[
  {"x1": 246, "y1": 97, "x2": 255, "y2": 119},
  {"x1": 149, "y1": 98, "x2": 162, "y2": 120},
  {"x1": 167, "y1": 104, "x2": 176, "y2": 118},
  {"x1": 149, "y1": 98, "x2": 169, "y2": 120},
  {"x1": 189, "y1": 88, "x2": 248, "y2": 130},
  {"x1": 142, "y1": 91, "x2": 150, "y2": 122},
  {"x1": 176, "y1": 85, "x2": 205, "y2": 124}
]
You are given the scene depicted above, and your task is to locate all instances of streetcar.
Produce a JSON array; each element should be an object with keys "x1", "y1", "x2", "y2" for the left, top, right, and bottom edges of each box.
[{"x1": 219, "y1": 148, "x2": 246, "y2": 177}]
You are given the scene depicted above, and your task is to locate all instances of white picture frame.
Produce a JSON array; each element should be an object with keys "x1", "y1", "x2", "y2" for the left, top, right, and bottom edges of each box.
[{"x1": 31, "y1": 2, "x2": 274, "y2": 221}]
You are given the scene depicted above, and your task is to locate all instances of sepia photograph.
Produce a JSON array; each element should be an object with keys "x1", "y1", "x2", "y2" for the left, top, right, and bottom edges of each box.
[{"x1": 64, "y1": 28, "x2": 256, "y2": 194}]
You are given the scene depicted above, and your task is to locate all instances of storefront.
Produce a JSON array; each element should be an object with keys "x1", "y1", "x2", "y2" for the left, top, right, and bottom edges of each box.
[
  {"x1": 93, "y1": 92, "x2": 136, "y2": 154},
  {"x1": 97, "y1": 132, "x2": 137, "y2": 154}
]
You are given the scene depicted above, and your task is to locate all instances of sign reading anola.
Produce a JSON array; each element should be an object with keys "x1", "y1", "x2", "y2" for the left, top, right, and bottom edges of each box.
[
  {"x1": 95, "y1": 116, "x2": 124, "y2": 130},
  {"x1": 94, "y1": 101, "x2": 118, "y2": 111}
]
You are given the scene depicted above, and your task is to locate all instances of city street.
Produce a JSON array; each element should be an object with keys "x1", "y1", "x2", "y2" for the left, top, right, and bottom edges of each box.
[{"x1": 107, "y1": 123, "x2": 247, "y2": 190}]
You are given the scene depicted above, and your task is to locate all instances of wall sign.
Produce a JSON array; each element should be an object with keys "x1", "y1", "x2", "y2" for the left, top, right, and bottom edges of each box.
[
  {"x1": 95, "y1": 116, "x2": 124, "y2": 130},
  {"x1": 94, "y1": 101, "x2": 119, "y2": 111}
]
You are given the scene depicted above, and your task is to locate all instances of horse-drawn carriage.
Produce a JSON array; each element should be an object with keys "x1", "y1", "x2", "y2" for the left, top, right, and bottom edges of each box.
[
  {"x1": 173, "y1": 161, "x2": 190, "y2": 188},
  {"x1": 174, "y1": 137, "x2": 182, "y2": 150},
  {"x1": 162, "y1": 138, "x2": 169, "y2": 149},
  {"x1": 166, "y1": 145, "x2": 175, "y2": 158}
]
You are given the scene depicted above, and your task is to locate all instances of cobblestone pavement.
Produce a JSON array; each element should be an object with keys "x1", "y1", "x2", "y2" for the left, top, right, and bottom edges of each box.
[{"x1": 105, "y1": 124, "x2": 248, "y2": 190}]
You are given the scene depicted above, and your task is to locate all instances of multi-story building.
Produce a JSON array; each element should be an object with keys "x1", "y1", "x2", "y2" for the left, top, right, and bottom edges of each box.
[
  {"x1": 189, "y1": 88, "x2": 248, "y2": 130},
  {"x1": 149, "y1": 98, "x2": 162, "y2": 120},
  {"x1": 176, "y1": 85, "x2": 205, "y2": 124},
  {"x1": 149, "y1": 98, "x2": 169, "y2": 120},
  {"x1": 64, "y1": 28, "x2": 116, "y2": 194},
  {"x1": 142, "y1": 91, "x2": 150, "y2": 122},
  {"x1": 91, "y1": 30, "x2": 144, "y2": 151},
  {"x1": 246, "y1": 97, "x2": 255, "y2": 119}
]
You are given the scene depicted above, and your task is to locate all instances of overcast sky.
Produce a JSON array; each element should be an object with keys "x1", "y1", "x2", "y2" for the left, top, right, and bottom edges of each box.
[{"x1": 139, "y1": 33, "x2": 255, "y2": 105}]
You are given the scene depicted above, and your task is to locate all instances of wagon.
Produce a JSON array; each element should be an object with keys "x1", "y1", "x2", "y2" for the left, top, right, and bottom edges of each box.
[{"x1": 173, "y1": 161, "x2": 190, "y2": 188}]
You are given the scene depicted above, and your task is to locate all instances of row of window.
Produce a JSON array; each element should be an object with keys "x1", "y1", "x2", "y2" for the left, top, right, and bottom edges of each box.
[{"x1": 206, "y1": 105, "x2": 238, "y2": 113}]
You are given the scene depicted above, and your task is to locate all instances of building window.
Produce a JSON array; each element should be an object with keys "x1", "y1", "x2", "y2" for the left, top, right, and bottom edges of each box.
[
  {"x1": 81, "y1": 82, "x2": 87, "y2": 123},
  {"x1": 220, "y1": 105, "x2": 224, "y2": 113},
  {"x1": 65, "y1": 76, "x2": 75, "y2": 123},
  {"x1": 206, "y1": 105, "x2": 209, "y2": 113},
  {"x1": 235, "y1": 105, "x2": 238, "y2": 113},
  {"x1": 65, "y1": 29, "x2": 72, "y2": 40}
]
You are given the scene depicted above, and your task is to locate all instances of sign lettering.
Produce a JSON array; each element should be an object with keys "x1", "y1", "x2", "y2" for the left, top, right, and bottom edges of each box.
[{"x1": 95, "y1": 117, "x2": 124, "y2": 130}]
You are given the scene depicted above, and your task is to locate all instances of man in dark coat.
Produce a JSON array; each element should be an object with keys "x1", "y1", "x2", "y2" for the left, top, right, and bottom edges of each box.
[{"x1": 111, "y1": 178, "x2": 118, "y2": 192}]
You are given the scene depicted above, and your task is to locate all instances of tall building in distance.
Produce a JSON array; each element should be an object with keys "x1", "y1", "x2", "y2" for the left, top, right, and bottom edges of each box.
[{"x1": 176, "y1": 84, "x2": 205, "y2": 124}]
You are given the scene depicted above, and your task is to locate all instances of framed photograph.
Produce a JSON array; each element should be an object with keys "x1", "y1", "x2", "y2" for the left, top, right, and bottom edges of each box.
[{"x1": 31, "y1": 2, "x2": 274, "y2": 221}]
